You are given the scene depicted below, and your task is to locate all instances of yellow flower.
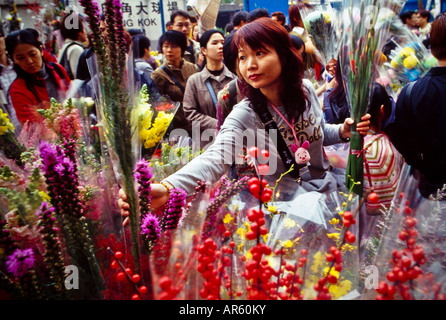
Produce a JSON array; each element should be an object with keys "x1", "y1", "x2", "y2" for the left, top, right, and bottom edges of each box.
[
  {"x1": 267, "y1": 205, "x2": 277, "y2": 214},
  {"x1": 329, "y1": 279, "x2": 352, "y2": 299},
  {"x1": 223, "y1": 214, "x2": 234, "y2": 224},
  {"x1": 327, "y1": 232, "x2": 340, "y2": 241},
  {"x1": 283, "y1": 217, "x2": 296, "y2": 229},
  {"x1": 329, "y1": 218, "x2": 339, "y2": 225},
  {"x1": 279, "y1": 240, "x2": 294, "y2": 248},
  {"x1": 310, "y1": 251, "x2": 325, "y2": 274},
  {"x1": 38, "y1": 191, "x2": 51, "y2": 202},
  {"x1": 401, "y1": 47, "x2": 415, "y2": 58},
  {"x1": 341, "y1": 243, "x2": 357, "y2": 252},
  {"x1": 0, "y1": 109, "x2": 15, "y2": 135},
  {"x1": 403, "y1": 55, "x2": 418, "y2": 70}
]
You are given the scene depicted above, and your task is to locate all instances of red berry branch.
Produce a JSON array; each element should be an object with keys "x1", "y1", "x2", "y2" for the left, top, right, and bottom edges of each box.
[
  {"x1": 108, "y1": 247, "x2": 147, "y2": 300},
  {"x1": 375, "y1": 198, "x2": 427, "y2": 300}
]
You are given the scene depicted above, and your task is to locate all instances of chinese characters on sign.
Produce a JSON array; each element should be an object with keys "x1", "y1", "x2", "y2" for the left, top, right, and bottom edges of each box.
[{"x1": 95, "y1": 0, "x2": 186, "y2": 45}]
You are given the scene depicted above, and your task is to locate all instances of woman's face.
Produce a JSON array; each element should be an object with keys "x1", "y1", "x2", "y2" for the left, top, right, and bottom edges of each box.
[
  {"x1": 192, "y1": 25, "x2": 199, "y2": 40},
  {"x1": 202, "y1": 33, "x2": 224, "y2": 63},
  {"x1": 12, "y1": 43, "x2": 43, "y2": 74},
  {"x1": 238, "y1": 43, "x2": 282, "y2": 92},
  {"x1": 162, "y1": 41, "x2": 182, "y2": 66}
]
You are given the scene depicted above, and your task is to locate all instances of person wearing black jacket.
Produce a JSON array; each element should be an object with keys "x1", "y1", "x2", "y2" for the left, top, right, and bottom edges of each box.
[{"x1": 385, "y1": 13, "x2": 446, "y2": 198}]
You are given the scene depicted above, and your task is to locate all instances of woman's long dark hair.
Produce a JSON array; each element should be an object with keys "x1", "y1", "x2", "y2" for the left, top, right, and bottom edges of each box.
[{"x1": 232, "y1": 17, "x2": 309, "y2": 121}]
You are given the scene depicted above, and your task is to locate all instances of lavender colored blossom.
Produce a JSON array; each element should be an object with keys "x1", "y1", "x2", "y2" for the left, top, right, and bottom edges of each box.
[
  {"x1": 6, "y1": 248, "x2": 35, "y2": 277},
  {"x1": 141, "y1": 213, "x2": 161, "y2": 241},
  {"x1": 162, "y1": 188, "x2": 187, "y2": 231}
]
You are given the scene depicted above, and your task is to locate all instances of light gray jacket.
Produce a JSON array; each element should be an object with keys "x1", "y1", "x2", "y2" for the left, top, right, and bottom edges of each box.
[
  {"x1": 164, "y1": 79, "x2": 346, "y2": 196},
  {"x1": 183, "y1": 65, "x2": 236, "y2": 132}
]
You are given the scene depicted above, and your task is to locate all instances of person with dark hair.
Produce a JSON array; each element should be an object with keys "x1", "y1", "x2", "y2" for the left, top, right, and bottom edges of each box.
[
  {"x1": 271, "y1": 11, "x2": 289, "y2": 31},
  {"x1": 58, "y1": 12, "x2": 87, "y2": 79},
  {"x1": 231, "y1": 10, "x2": 248, "y2": 31},
  {"x1": 5, "y1": 29, "x2": 71, "y2": 125},
  {"x1": 182, "y1": 29, "x2": 235, "y2": 145},
  {"x1": 400, "y1": 10, "x2": 417, "y2": 29},
  {"x1": 247, "y1": 8, "x2": 270, "y2": 23},
  {"x1": 119, "y1": 18, "x2": 370, "y2": 217},
  {"x1": 288, "y1": 3, "x2": 322, "y2": 75},
  {"x1": 225, "y1": 22, "x2": 234, "y2": 35},
  {"x1": 170, "y1": 10, "x2": 201, "y2": 65},
  {"x1": 415, "y1": 9, "x2": 432, "y2": 42},
  {"x1": 385, "y1": 13, "x2": 446, "y2": 198},
  {"x1": 132, "y1": 34, "x2": 155, "y2": 78},
  {"x1": 322, "y1": 59, "x2": 350, "y2": 124},
  {"x1": 127, "y1": 28, "x2": 144, "y2": 36},
  {"x1": 151, "y1": 30, "x2": 198, "y2": 134}
]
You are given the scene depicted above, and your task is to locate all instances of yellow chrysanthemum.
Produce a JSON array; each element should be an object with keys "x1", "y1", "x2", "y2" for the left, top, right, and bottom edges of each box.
[
  {"x1": 329, "y1": 279, "x2": 352, "y2": 299},
  {"x1": 400, "y1": 47, "x2": 415, "y2": 58},
  {"x1": 403, "y1": 55, "x2": 418, "y2": 70},
  {"x1": 0, "y1": 110, "x2": 14, "y2": 135}
]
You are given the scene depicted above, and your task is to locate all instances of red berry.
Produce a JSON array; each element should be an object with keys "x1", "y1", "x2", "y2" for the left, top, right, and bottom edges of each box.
[
  {"x1": 110, "y1": 260, "x2": 120, "y2": 269},
  {"x1": 114, "y1": 251, "x2": 123, "y2": 260},
  {"x1": 258, "y1": 164, "x2": 270, "y2": 176},
  {"x1": 412, "y1": 248, "x2": 424, "y2": 262},
  {"x1": 132, "y1": 274, "x2": 141, "y2": 283},
  {"x1": 260, "y1": 149, "x2": 270, "y2": 160},
  {"x1": 327, "y1": 274, "x2": 338, "y2": 284},
  {"x1": 116, "y1": 272, "x2": 126, "y2": 281},
  {"x1": 131, "y1": 294, "x2": 141, "y2": 300},
  {"x1": 159, "y1": 276, "x2": 172, "y2": 290},
  {"x1": 248, "y1": 147, "x2": 259, "y2": 158},
  {"x1": 138, "y1": 286, "x2": 148, "y2": 294},
  {"x1": 345, "y1": 231, "x2": 356, "y2": 243},
  {"x1": 368, "y1": 192, "x2": 379, "y2": 204},
  {"x1": 399, "y1": 230, "x2": 409, "y2": 241}
]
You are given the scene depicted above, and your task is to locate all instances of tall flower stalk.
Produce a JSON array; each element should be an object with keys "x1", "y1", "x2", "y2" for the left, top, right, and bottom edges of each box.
[
  {"x1": 339, "y1": 0, "x2": 392, "y2": 196},
  {"x1": 39, "y1": 140, "x2": 104, "y2": 299},
  {"x1": 79, "y1": 0, "x2": 141, "y2": 272}
]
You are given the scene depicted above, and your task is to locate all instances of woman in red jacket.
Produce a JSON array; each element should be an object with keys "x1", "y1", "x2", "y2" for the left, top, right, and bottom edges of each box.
[{"x1": 5, "y1": 29, "x2": 71, "y2": 125}]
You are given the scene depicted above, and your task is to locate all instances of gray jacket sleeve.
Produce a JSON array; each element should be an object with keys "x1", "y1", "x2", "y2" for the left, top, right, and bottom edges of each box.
[{"x1": 163, "y1": 102, "x2": 253, "y2": 195}]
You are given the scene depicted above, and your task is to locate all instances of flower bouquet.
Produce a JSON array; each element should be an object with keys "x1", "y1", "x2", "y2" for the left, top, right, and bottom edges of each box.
[
  {"x1": 339, "y1": 0, "x2": 393, "y2": 197},
  {"x1": 79, "y1": 0, "x2": 144, "y2": 273},
  {"x1": 132, "y1": 84, "x2": 180, "y2": 162},
  {"x1": 301, "y1": 2, "x2": 341, "y2": 67}
]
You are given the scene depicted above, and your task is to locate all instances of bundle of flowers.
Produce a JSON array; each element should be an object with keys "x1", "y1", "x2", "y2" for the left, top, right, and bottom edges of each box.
[
  {"x1": 301, "y1": 2, "x2": 340, "y2": 67},
  {"x1": 0, "y1": 108, "x2": 25, "y2": 167}
]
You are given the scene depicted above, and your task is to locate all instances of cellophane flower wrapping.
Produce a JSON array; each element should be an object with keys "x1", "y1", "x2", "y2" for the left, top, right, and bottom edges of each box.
[
  {"x1": 301, "y1": 2, "x2": 341, "y2": 67},
  {"x1": 376, "y1": 11, "x2": 438, "y2": 99},
  {"x1": 339, "y1": 0, "x2": 393, "y2": 196},
  {"x1": 360, "y1": 163, "x2": 446, "y2": 300}
]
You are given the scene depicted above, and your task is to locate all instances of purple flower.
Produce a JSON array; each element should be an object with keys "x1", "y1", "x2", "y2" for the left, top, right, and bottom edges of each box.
[
  {"x1": 39, "y1": 141, "x2": 60, "y2": 172},
  {"x1": 134, "y1": 159, "x2": 153, "y2": 216},
  {"x1": 162, "y1": 188, "x2": 187, "y2": 230},
  {"x1": 6, "y1": 248, "x2": 35, "y2": 277},
  {"x1": 141, "y1": 213, "x2": 161, "y2": 241}
]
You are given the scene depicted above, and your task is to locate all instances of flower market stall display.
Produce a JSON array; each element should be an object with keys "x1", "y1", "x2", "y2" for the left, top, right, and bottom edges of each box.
[
  {"x1": 339, "y1": 0, "x2": 394, "y2": 197},
  {"x1": 360, "y1": 164, "x2": 446, "y2": 300},
  {"x1": 1, "y1": 0, "x2": 446, "y2": 302}
]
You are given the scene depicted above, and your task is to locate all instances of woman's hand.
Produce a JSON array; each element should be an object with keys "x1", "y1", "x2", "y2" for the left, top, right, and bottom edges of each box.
[
  {"x1": 118, "y1": 183, "x2": 171, "y2": 226},
  {"x1": 340, "y1": 113, "x2": 371, "y2": 140}
]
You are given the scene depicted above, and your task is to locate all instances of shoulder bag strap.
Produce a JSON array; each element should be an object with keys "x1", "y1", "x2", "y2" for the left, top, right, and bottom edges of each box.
[
  {"x1": 205, "y1": 79, "x2": 218, "y2": 109},
  {"x1": 255, "y1": 103, "x2": 305, "y2": 183},
  {"x1": 161, "y1": 65, "x2": 185, "y2": 93}
]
